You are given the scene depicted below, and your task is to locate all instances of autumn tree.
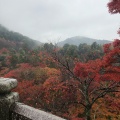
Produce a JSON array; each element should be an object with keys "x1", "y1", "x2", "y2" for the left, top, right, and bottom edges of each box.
[
  {"x1": 52, "y1": 2, "x2": 120, "y2": 119},
  {"x1": 107, "y1": 0, "x2": 120, "y2": 14},
  {"x1": 49, "y1": 4, "x2": 120, "y2": 117},
  {"x1": 50, "y1": 40, "x2": 119, "y2": 120},
  {"x1": 108, "y1": 0, "x2": 120, "y2": 36},
  {"x1": 69, "y1": 2, "x2": 120, "y2": 118}
]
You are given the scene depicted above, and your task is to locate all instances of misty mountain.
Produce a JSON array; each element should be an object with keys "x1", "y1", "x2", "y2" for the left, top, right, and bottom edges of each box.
[
  {"x1": 57, "y1": 36, "x2": 111, "y2": 47},
  {"x1": 0, "y1": 24, "x2": 42, "y2": 50}
]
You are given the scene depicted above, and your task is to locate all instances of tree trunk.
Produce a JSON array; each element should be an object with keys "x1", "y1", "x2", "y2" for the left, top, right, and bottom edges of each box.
[
  {"x1": 86, "y1": 109, "x2": 91, "y2": 120},
  {"x1": 84, "y1": 83, "x2": 92, "y2": 120}
]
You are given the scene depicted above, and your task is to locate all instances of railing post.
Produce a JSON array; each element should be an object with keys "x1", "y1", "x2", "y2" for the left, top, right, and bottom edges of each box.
[{"x1": 0, "y1": 77, "x2": 19, "y2": 120}]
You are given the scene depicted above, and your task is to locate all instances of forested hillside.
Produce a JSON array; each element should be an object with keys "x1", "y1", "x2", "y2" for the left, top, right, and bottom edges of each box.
[
  {"x1": 0, "y1": 39, "x2": 120, "y2": 120},
  {"x1": 0, "y1": 24, "x2": 42, "y2": 50},
  {"x1": 57, "y1": 36, "x2": 111, "y2": 47}
]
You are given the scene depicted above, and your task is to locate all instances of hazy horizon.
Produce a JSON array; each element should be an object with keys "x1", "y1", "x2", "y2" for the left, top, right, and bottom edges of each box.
[{"x1": 0, "y1": 0, "x2": 120, "y2": 43}]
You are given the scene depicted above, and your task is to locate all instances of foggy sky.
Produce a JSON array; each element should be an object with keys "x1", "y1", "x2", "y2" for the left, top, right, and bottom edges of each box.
[{"x1": 0, "y1": 0, "x2": 120, "y2": 43}]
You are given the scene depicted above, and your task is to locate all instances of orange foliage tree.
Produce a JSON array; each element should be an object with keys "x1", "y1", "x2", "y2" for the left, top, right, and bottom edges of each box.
[{"x1": 73, "y1": 40, "x2": 120, "y2": 120}]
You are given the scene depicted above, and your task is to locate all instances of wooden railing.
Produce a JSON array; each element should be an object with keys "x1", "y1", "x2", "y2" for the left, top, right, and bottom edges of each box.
[{"x1": 0, "y1": 78, "x2": 65, "y2": 120}]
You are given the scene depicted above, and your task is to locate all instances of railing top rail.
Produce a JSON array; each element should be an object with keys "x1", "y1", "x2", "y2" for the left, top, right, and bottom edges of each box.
[{"x1": 10, "y1": 102, "x2": 66, "y2": 120}]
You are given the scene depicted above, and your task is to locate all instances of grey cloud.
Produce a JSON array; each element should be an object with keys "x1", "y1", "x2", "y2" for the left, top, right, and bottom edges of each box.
[{"x1": 0, "y1": 0, "x2": 119, "y2": 42}]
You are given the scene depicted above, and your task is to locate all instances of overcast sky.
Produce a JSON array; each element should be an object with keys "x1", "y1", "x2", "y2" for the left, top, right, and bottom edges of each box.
[{"x1": 0, "y1": 0, "x2": 120, "y2": 43}]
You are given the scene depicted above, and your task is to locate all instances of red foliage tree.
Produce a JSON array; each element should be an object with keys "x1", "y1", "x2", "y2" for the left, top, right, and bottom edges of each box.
[
  {"x1": 73, "y1": 40, "x2": 120, "y2": 120},
  {"x1": 13, "y1": 80, "x2": 44, "y2": 108},
  {"x1": 41, "y1": 78, "x2": 79, "y2": 115},
  {"x1": 118, "y1": 28, "x2": 120, "y2": 35},
  {"x1": 108, "y1": 0, "x2": 120, "y2": 14}
]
